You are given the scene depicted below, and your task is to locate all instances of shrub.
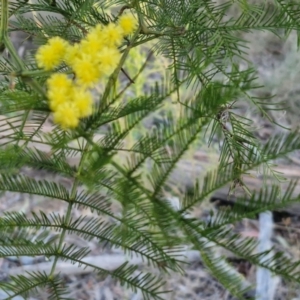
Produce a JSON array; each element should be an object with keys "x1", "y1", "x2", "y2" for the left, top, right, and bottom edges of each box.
[{"x1": 0, "y1": 0, "x2": 300, "y2": 299}]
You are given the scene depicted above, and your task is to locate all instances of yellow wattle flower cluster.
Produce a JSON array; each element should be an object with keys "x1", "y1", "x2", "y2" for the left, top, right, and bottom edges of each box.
[{"x1": 35, "y1": 14, "x2": 138, "y2": 130}]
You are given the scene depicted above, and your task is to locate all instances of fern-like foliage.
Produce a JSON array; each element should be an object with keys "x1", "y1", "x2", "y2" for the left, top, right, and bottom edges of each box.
[{"x1": 0, "y1": 0, "x2": 300, "y2": 299}]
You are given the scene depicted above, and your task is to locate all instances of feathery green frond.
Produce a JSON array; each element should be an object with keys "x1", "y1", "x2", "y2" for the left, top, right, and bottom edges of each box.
[{"x1": 0, "y1": 174, "x2": 70, "y2": 201}]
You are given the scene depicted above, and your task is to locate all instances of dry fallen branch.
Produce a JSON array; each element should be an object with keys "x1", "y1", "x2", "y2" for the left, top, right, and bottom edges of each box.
[{"x1": 6, "y1": 250, "x2": 202, "y2": 276}]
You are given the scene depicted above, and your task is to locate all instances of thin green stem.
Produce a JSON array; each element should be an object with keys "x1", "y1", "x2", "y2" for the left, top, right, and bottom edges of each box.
[
  {"x1": 130, "y1": 36, "x2": 158, "y2": 48},
  {"x1": 1, "y1": 0, "x2": 46, "y2": 97},
  {"x1": 4, "y1": 34, "x2": 47, "y2": 96},
  {"x1": 49, "y1": 141, "x2": 90, "y2": 278},
  {"x1": 49, "y1": 196, "x2": 73, "y2": 277},
  {"x1": 0, "y1": 0, "x2": 8, "y2": 46},
  {"x1": 0, "y1": 0, "x2": 34, "y2": 150},
  {"x1": 4, "y1": 35, "x2": 26, "y2": 70},
  {"x1": 99, "y1": 28, "x2": 140, "y2": 112},
  {"x1": 11, "y1": 69, "x2": 53, "y2": 77}
]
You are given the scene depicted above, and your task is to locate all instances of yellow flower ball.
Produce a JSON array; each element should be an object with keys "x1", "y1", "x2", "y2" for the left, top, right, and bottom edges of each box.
[
  {"x1": 53, "y1": 102, "x2": 80, "y2": 129},
  {"x1": 64, "y1": 43, "x2": 81, "y2": 68},
  {"x1": 101, "y1": 23, "x2": 124, "y2": 47},
  {"x1": 88, "y1": 24, "x2": 103, "y2": 36},
  {"x1": 47, "y1": 73, "x2": 73, "y2": 90},
  {"x1": 82, "y1": 25, "x2": 104, "y2": 54},
  {"x1": 118, "y1": 14, "x2": 138, "y2": 35},
  {"x1": 36, "y1": 37, "x2": 68, "y2": 70},
  {"x1": 73, "y1": 55, "x2": 103, "y2": 88},
  {"x1": 46, "y1": 73, "x2": 73, "y2": 110},
  {"x1": 48, "y1": 92, "x2": 69, "y2": 111},
  {"x1": 97, "y1": 47, "x2": 121, "y2": 75},
  {"x1": 71, "y1": 86, "x2": 93, "y2": 118}
]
